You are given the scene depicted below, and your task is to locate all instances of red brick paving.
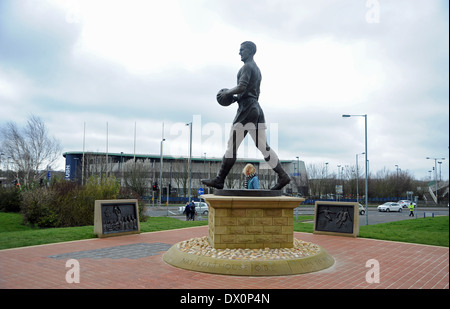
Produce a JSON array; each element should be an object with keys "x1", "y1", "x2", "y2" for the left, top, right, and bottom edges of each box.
[{"x1": 0, "y1": 226, "x2": 448, "y2": 289}]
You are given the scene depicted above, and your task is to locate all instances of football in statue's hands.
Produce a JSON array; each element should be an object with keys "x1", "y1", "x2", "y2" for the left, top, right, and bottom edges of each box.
[{"x1": 216, "y1": 88, "x2": 234, "y2": 106}]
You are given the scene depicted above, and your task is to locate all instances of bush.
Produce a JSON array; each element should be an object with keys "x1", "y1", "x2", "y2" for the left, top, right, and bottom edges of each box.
[
  {"x1": 21, "y1": 187, "x2": 58, "y2": 227},
  {"x1": 21, "y1": 176, "x2": 121, "y2": 228},
  {"x1": 0, "y1": 187, "x2": 22, "y2": 212}
]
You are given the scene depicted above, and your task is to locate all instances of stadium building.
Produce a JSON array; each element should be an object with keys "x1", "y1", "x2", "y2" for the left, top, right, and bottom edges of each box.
[{"x1": 63, "y1": 151, "x2": 308, "y2": 201}]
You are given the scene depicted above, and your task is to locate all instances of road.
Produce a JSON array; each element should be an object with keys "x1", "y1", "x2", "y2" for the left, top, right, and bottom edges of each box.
[
  {"x1": 144, "y1": 206, "x2": 209, "y2": 221},
  {"x1": 356, "y1": 207, "x2": 449, "y2": 225},
  {"x1": 295, "y1": 206, "x2": 449, "y2": 225},
  {"x1": 144, "y1": 205, "x2": 449, "y2": 225}
]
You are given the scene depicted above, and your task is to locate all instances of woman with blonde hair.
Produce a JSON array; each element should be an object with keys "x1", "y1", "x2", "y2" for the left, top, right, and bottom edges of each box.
[{"x1": 243, "y1": 164, "x2": 259, "y2": 189}]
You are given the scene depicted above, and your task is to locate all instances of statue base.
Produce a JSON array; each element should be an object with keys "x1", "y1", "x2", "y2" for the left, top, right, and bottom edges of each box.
[
  {"x1": 163, "y1": 236, "x2": 334, "y2": 276},
  {"x1": 163, "y1": 191, "x2": 334, "y2": 276}
]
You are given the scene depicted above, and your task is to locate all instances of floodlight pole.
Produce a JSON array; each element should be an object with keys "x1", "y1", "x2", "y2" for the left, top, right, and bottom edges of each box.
[
  {"x1": 343, "y1": 114, "x2": 368, "y2": 225},
  {"x1": 426, "y1": 156, "x2": 445, "y2": 203},
  {"x1": 186, "y1": 122, "x2": 193, "y2": 203},
  {"x1": 159, "y1": 123, "x2": 165, "y2": 207}
]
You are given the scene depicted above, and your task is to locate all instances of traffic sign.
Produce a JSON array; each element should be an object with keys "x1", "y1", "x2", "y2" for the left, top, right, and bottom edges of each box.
[{"x1": 198, "y1": 188, "x2": 204, "y2": 195}]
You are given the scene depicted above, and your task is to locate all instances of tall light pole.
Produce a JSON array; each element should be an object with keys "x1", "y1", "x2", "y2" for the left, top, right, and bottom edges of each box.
[
  {"x1": 325, "y1": 162, "x2": 329, "y2": 198},
  {"x1": 395, "y1": 164, "x2": 400, "y2": 199},
  {"x1": 159, "y1": 123, "x2": 165, "y2": 207},
  {"x1": 343, "y1": 114, "x2": 368, "y2": 225},
  {"x1": 426, "y1": 156, "x2": 445, "y2": 203},
  {"x1": 186, "y1": 122, "x2": 193, "y2": 203},
  {"x1": 337, "y1": 164, "x2": 341, "y2": 201},
  {"x1": 356, "y1": 152, "x2": 365, "y2": 203}
]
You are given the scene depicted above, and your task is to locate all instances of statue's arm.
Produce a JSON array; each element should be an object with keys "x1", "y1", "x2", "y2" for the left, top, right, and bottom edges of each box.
[{"x1": 226, "y1": 84, "x2": 247, "y2": 95}]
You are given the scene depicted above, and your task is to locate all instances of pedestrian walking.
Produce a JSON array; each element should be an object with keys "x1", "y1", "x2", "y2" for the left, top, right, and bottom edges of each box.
[
  {"x1": 184, "y1": 202, "x2": 191, "y2": 221},
  {"x1": 408, "y1": 202, "x2": 415, "y2": 217},
  {"x1": 189, "y1": 201, "x2": 196, "y2": 221}
]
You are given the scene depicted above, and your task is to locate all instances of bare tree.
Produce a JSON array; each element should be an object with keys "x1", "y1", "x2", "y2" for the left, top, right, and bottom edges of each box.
[
  {"x1": 122, "y1": 158, "x2": 152, "y2": 197},
  {"x1": 1, "y1": 115, "x2": 62, "y2": 185}
]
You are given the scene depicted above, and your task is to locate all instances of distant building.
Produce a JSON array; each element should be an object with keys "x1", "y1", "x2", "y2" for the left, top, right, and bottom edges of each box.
[{"x1": 63, "y1": 151, "x2": 308, "y2": 198}]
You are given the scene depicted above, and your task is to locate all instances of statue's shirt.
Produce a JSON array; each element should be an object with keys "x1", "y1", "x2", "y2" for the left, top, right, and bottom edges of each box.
[{"x1": 233, "y1": 60, "x2": 266, "y2": 128}]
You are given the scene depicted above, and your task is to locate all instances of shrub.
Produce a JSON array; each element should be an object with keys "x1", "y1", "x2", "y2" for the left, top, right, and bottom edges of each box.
[
  {"x1": 21, "y1": 176, "x2": 121, "y2": 228},
  {"x1": 21, "y1": 187, "x2": 58, "y2": 227},
  {"x1": 0, "y1": 187, "x2": 22, "y2": 212}
]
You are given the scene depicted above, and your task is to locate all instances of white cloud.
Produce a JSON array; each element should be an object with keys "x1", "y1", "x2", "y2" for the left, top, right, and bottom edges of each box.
[{"x1": 0, "y1": 0, "x2": 448, "y2": 179}]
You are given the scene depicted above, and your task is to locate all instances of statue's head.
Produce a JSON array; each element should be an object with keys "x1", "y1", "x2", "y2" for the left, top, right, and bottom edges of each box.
[{"x1": 241, "y1": 41, "x2": 257, "y2": 56}]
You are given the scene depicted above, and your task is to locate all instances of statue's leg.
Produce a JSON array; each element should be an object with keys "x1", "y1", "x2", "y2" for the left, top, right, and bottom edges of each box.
[
  {"x1": 249, "y1": 128, "x2": 290, "y2": 190},
  {"x1": 201, "y1": 126, "x2": 246, "y2": 189}
]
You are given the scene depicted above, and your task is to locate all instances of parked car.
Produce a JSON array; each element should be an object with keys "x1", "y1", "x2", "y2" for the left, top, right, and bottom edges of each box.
[
  {"x1": 358, "y1": 203, "x2": 365, "y2": 215},
  {"x1": 397, "y1": 200, "x2": 416, "y2": 208},
  {"x1": 377, "y1": 202, "x2": 402, "y2": 212},
  {"x1": 178, "y1": 201, "x2": 209, "y2": 215}
]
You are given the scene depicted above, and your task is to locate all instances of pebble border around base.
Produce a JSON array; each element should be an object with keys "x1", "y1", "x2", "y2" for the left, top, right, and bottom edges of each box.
[{"x1": 163, "y1": 236, "x2": 335, "y2": 276}]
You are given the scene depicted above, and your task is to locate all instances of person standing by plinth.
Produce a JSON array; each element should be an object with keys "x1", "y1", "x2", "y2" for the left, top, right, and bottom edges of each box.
[{"x1": 243, "y1": 163, "x2": 259, "y2": 189}]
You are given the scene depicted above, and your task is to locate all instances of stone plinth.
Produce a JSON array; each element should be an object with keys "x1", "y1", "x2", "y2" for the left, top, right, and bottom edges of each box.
[
  {"x1": 202, "y1": 193, "x2": 304, "y2": 249},
  {"x1": 163, "y1": 191, "x2": 335, "y2": 276}
]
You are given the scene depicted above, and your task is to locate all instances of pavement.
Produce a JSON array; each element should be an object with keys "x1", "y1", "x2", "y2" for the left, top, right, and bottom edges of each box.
[{"x1": 0, "y1": 226, "x2": 448, "y2": 291}]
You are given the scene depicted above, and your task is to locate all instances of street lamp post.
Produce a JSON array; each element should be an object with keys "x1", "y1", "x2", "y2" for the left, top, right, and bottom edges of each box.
[
  {"x1": 186, "y1": 122, "x2": 193, "y2": 203},
  {"x1": 337, "y1": 164, "x2": 341, "y2": 202},
  {"x1": 426, "y1": 157, "x2": 445, "y2": 203},
  {"x1": 356, "y1": 152, "x2": 365, "y2": 203},
  {"x1": 325, "y1": 162, "x2": 329, "y2": 198},
  {"x1": 395, "y1": 164, "x2": 400, "y2": 199},
  {"x1": 343, "y1": 114, "x2": 368, "y2": 225},
  {"x1": 159, "y1": 124, "x2": 165, "y2": 207}
]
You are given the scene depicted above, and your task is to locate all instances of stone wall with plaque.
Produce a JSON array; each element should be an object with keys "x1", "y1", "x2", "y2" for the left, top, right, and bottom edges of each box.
[
  {"x1": 94, "y1": 199, "x2": 140, "y2": 238},
  {"x1": 313, "y1": 201, "x2": 359, "y2": 237},
  {"x1": 203, "y1": 193, "x2": 302, "y2": 249}
]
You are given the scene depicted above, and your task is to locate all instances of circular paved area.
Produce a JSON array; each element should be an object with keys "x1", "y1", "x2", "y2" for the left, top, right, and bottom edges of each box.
[{"x1": 0, "y1": 226, "x2": 448, "y2": 290}]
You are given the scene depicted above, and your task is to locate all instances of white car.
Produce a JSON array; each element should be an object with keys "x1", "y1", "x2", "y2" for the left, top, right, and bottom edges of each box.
[
  {"x1": 358, "y1": 203, "x2": 366, "y2": 215},
  {"x1": 178, "y1": 201, "x2": 209, "y2": 215},
  {"x1": 398, "y1": 200, "x2": 416, "y2": 209},
  {"x1": 377, "y1": 202, "x2": 402, "y2": 212}
]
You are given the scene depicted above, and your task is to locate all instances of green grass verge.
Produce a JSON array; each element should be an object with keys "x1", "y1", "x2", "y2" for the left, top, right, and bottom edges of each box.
[
  {"x1": 0, "y1": 213, "x2": 207, "y2": 250},
  {"x1": 0, "y1": 212, "x2": 448, "y2": 250},
  {"x1": 359, "y1": 216, "x2": 449, "y2": 247},
  {"x1": 294, "y1": 216, "x2": 449, "y2": 247}
]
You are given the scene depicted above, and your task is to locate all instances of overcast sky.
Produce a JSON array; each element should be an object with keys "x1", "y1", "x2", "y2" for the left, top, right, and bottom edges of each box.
[{"x1": 0, "y1": 0, "x2": 448, "y2": 180}]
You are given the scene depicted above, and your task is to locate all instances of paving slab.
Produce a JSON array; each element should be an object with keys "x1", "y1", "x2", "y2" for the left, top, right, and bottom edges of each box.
[{"x1": 0, "y1": 226, "x2": 448, "y2": 289}]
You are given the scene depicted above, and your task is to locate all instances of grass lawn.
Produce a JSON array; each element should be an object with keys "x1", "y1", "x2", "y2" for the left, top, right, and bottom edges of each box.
[
  {"x1": 0, "y1": 212, "x2": 448, "y2": 250},
  {"x1": 294, "y1": 216, "x2": 449, "y2": 247},
  {"x1": 359, "y1": 216, "x2": 449, "y2": 247},
  {"x1": 0, "y1": 212, "x2": 207, "y2": 250}
]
